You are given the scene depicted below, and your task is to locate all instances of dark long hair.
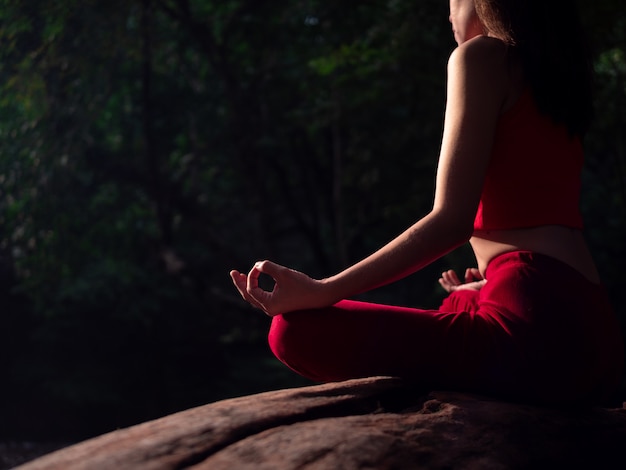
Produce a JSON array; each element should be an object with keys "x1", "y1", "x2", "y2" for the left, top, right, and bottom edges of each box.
[{"x1": 474, "y1": 0, "x2": 593, "y2": 137}]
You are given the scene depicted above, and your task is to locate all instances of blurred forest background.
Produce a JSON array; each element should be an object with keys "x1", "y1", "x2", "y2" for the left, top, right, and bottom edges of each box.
[{"x1": 0, "y1": 0, "x2": 625, "y2": 441}]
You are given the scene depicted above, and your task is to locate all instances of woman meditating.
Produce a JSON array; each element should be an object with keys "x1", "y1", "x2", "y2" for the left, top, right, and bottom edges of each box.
[{"x1": 230, "y1": 0, "x2": 624, "y2": 405}]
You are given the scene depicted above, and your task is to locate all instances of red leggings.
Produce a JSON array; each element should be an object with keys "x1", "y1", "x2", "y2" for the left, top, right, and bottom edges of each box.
[{"x1": 268, "y1": 251, "x2": 624, "y2": 405}]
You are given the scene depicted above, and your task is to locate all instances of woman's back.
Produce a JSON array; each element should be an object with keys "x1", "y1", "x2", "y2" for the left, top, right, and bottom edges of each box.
[{"x1": 464, "y1": 36, "x2": 600, "y2": 284}]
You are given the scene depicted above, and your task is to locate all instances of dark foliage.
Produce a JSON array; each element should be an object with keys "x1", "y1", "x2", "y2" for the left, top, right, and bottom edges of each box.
[{"x1": 0, "y1": 0, "x2": 624, "y2": 439}]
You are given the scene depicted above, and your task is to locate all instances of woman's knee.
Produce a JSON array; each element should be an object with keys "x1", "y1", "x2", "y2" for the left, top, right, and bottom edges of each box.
[
  {"x1": 268, "y1": 314, "x2": 294, "y2": 363},
  {"x1": 268, "y1": 311, "x2": 324, "y2": 378}
]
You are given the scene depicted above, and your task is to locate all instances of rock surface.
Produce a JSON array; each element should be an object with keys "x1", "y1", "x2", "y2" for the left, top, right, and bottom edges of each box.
[{"x1": 15, "y1": 376, "x2": 626, "y2": 469}]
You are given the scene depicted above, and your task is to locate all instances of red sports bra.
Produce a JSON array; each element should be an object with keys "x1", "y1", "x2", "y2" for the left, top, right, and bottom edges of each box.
[{"x1": 473, "y1": 87, "x2": 584, "y2": 231}]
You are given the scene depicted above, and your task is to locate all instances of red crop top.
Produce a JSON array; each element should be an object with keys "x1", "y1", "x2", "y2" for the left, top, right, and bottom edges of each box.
[{"x1": 473, "y1": 87, "x2": 584, "y2": 231}]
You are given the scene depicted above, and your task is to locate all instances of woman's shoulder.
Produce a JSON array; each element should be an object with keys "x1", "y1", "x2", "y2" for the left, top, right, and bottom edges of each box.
[
  {"x1": 447, "y1": 36, "x2": 518, "y2": 95},
  {"x1": 448, "y1": 36, "x2": 509, "y2": 69}
]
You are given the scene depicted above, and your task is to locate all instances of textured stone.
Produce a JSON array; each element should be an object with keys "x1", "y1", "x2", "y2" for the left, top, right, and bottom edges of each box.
[{"x1": 16, "y1": 377, "x2": 626, "y2": 469}]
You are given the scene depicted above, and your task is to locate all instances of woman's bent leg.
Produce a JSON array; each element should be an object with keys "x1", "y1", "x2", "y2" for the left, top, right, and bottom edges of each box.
[
  {"x1": 268, "y1": 295, "x2": 492, "y2": 387},
  {"x1": 268, "y1": 252, "x2": 624, "y2": 405}
]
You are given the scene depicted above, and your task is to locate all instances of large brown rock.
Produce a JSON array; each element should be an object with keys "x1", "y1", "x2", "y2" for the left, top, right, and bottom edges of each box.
[{"x1": 15, "y1": 377, "x2": 626, "y2": 469}]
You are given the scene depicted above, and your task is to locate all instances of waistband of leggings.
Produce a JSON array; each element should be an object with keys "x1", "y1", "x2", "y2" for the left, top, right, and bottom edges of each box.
[{"x1": 484, "y1": 250, "x2": 601, "y2": 288}]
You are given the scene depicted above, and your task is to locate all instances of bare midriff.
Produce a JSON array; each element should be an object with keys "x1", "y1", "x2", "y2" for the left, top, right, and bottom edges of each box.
[{"x1": 470, "y1": 225, "x2": 601, "y2": 284}]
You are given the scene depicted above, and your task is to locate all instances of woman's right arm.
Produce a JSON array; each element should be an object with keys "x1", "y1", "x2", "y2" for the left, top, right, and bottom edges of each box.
[
  {"x1": 233, "y1": 37, "x2": 509, "y2": 316},
  {"x1": 311, "y1": 37, "x2": 508, "y2": 296}
]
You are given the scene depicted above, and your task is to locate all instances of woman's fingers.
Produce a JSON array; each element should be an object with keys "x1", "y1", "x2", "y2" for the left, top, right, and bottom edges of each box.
[
  {"x1": 443, "y1": 269, "x2": 461, "y2": 285},
  {"x1": 230, "y1": 270, "x2": 247, "y2": 296},
  {"x1": 253, "y1": 260, "x2": 283, "y2": 277},
  {"x1": 230, "y1": 269, "x2": 266, "y2": 310},
  {"x1": 232, "y1": 261, "x2": 321, "y2": 316},
  {"x1": 465, "y1": 267, "x2": 483, "y2": 283},
  {"x1": 246, "y1": 261, "x2": 278, "y2": 296},
  {"x1": 440, "y1": 268, "x2": 485, "y2": 293},
  {"x1": 439, "y1": 269, "x2": 460, "y2": 293},
  {"x1": 245, "y1": 260, "x2": 293, "y2": 315},
  {"x1": 454, "y1": 279, "x2": 487, "y2": 291},
  {"x1": 438, "y1": 278, "x2": 453, "y2": 293}
]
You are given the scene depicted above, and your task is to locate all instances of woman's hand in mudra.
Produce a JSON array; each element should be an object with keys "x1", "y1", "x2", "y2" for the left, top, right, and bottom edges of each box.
[
  {"x1": 230, "y1": 260, "x2": 329, "y2": 317},
  {"x1": 438, "y1": 267, "x2": 486, "y2": 293}
]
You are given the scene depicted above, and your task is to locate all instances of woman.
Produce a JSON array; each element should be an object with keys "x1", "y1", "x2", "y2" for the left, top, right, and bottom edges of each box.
[{"x1": 230, "y1": 0, "x2": 624, "y2": 405}]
